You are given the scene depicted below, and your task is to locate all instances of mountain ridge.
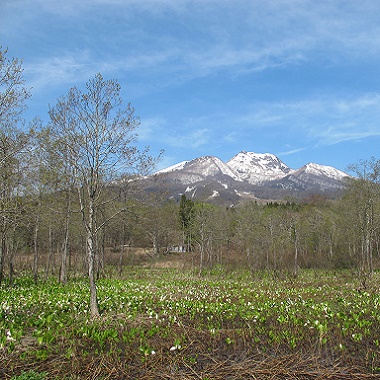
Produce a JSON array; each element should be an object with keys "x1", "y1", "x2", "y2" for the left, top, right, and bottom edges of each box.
[{"x1": 149, "y1": 151, "x2": 350, "y2": 204}]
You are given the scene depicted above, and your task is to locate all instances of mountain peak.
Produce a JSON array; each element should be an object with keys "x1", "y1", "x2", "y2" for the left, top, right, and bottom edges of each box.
[
  {"x1": 299, "y1": 162, "x2": 349, "y2": 181},
  {"x1": 183, "y1": 155, "x2": 241, "y2": 181},
  {"x1": 227, "y1": 151, "x2": 292, "y2": 184}
]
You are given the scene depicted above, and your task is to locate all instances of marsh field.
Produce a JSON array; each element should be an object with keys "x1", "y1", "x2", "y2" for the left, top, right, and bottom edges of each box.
[{"x1": 1, "y1": 252, "x2": 380, "y2": 380}]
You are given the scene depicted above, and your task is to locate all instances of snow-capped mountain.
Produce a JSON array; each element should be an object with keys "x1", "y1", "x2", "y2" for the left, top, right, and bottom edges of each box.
[
  {"x1": 227, "y1": 151, "x2": 293, "y2": 184},
  {"x1": 182, "y1": 156, "x2": 242, "y2": 182},
  {"x1": 264, "y1": 162, "x2": 350, "y2": 196},
  {"x1": 154, "y1": 156, "x2": 241, "y2": 186},
  {"x1": 146, "y1": 151, "x2": 351, "y2": 204},
  {"x1": 155, "y1": 160, "x2": 189, "y2": 174},
  {"x1": 298, "y1": 163, "x2": 347, "y2": 181}
]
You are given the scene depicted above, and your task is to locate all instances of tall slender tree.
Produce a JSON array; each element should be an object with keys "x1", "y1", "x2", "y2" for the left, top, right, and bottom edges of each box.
[{"x1": 49, "y1": 73, "x2": 161, "y2": 317}]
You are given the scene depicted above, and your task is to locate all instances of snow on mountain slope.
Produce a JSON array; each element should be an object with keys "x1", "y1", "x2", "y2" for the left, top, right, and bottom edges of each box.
[
  {"x1": 155, "y1": 160, "x2": 189, "y2": 174},
  {"x1": 227, "y1": 151, "x2": 293, "y2": 184},
  {"x1": 149, "y1": 151, "x2": 350, "y2": 202},
  {"x1": 271, "y1": 162, "x2": 350, "y2": 193},
  {"x1": 182, "y1": 156, "x2": 242, "y2": 181},
  {"x1": 300, "y1": 163, "x2": 348, "y2": 181}
]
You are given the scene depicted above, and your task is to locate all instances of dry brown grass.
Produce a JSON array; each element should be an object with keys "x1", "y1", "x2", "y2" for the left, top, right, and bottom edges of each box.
[
  {"x1": 2, "y1": 319, "x2": 380, "y2": 380},
  {"x1": 3, "y1": 345, "x2": 380, "y2": 379}
]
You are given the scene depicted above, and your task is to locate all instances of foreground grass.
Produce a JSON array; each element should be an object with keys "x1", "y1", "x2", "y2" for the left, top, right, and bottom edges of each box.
[{"x1": 1, "y1": 268, "x2": 380, "y2": 379}]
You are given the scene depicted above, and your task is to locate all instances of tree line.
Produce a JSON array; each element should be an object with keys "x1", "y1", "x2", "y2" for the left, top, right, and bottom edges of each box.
[{"x1": 1, "y1": 47, "x2": 380, "y2": 317}]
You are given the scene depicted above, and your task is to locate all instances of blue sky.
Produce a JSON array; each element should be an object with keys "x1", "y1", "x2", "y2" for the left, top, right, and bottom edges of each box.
[{"x1": 2, "y1": 0, "x2": 380, "y2": 174}]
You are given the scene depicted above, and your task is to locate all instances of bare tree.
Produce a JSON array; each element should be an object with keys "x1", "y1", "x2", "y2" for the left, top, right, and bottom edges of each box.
[
  {"x1": 0, "y1": 47, "x2": 31, "y2": 128},
  {"x1": 344, "y1": 158, "x2": 380, "y2": 281},
  {"x1": 49, "y1": 73, "x2": 161, "y2": 317},
  {"x1": 0, "y1": 47, "x2": 31, "y2": 284}
]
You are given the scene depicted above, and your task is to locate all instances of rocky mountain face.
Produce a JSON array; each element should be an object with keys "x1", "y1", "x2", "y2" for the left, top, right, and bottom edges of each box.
[{"x1": 144, "y1": 151, "x2": 350, "y2": 204}]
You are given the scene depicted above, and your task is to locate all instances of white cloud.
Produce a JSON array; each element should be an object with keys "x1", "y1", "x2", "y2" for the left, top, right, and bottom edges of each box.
[
  {"x1": 223, "y1": 131, "x2": 239, "y2": 143},
  {"x1": 315, "y1": 124, "x2": 380, "y2": 146},
  {"x1": 277, "y1": 146, "x2": 309, "y2": 156},
  {"x1": 10, "y1": 0, "x2": 380, "y2": 93},
  {"x1": 236, "y1": 93, "x2": 380, "y2": 146},
  {"x1": 165, "y1": 128, "x2": 210, "y2": 148},
  {"x1": 25, "y1": 51, "x2": 96, "y2": 91},
  {"x1": 138, "y1": 117, "x2": 168, "y2": 141}
]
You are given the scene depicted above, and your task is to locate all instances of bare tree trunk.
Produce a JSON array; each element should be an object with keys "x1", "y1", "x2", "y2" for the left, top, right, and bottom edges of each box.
[
  {"x1": 33, "y1": 215, "x2": 39, "y2": 284},
  {"x1": 88, "y1": 199, "x2": 100, "y2": 318},
  {"x1": 0, "y1": 229, "x2": 6, "y2": 285},
  {"x1": 293, "y1": 226, "x2": 298, "y2": 278},
  {"x1": 45, "y1": 225, "x2": 52, "y2": 280},
  {"x1": 118, "y1": 224, "x2": 125, "y2": 276},
  {"x1": 130, "y1": 241, "x2": 135, "y2": 267},
  {"x1": 269, "y1": 221, "x2": 277, "y2": 272},
  {"x1": 207, "y1": 238, "x2": 212, "y2": 268},
  {"x1": 100, "y1": 226, "x2": 105, "y2": 278},
  {"x1": 60, "y1": 190, "x2": 71, "y2": 284},
  {"x1": 198, "y1": 243, "x2": 204, "y2": 277},
  {"x1": 9, "y1": 223, "x2": 19, "y2": 285},
  {"x1": 45, "y1": 224, "x2": 55, "y2": 280},
  {"x1": 198, "y1": 223, "x2": 205, "y2": 277},
  {"x1": 119, "y1": 242, "x2": 124, "y2": 276},
  {"x1": 69, "y1": 238, "x2": 73, "y2": 273},
  {"x1": 9, "y1": 251, "x2": 15, "y2": 286},
  {"x1": 60, "y1": 217, "x2": 69, "y2": 284},
  {"x1": 88, "y1": 235, "x2": 99, "y2": 317}
]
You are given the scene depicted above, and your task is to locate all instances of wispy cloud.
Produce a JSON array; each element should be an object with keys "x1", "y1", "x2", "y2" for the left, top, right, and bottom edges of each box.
[
  {"x1": 138, "y1": 117, "x2": 168, "y2": 141},
  {"x1": 277, "y1": 147, "x2": 309, "y2": 156},
  {"x1": 315, "y1": 124, "x2": 380, "y2": 146},
  {"x1": 26, "y1": 51, "x2": 96, "y2": 90},
  {"x1": 10, "y1": 0, "x2": 380, "y2": 94},
  {"x1": 236, "y1": 93, "x2": 380, "y2": 146},
  {"x1": 223, "y1": 131, "x2": 239, "y2": 143},
  {"x1": 165, "y1": 128, "x2": 210, "y2": 149}
]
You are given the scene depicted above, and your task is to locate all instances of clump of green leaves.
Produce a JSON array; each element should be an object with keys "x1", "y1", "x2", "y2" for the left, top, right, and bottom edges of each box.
[{"x1": 11, "y1": 370, "x2": 47, "y2": 380}]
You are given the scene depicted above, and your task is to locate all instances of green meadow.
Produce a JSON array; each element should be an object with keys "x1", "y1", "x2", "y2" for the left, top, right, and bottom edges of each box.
[{"x1": 2, "y1": 268, "x2": 380, "y2": 379}]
